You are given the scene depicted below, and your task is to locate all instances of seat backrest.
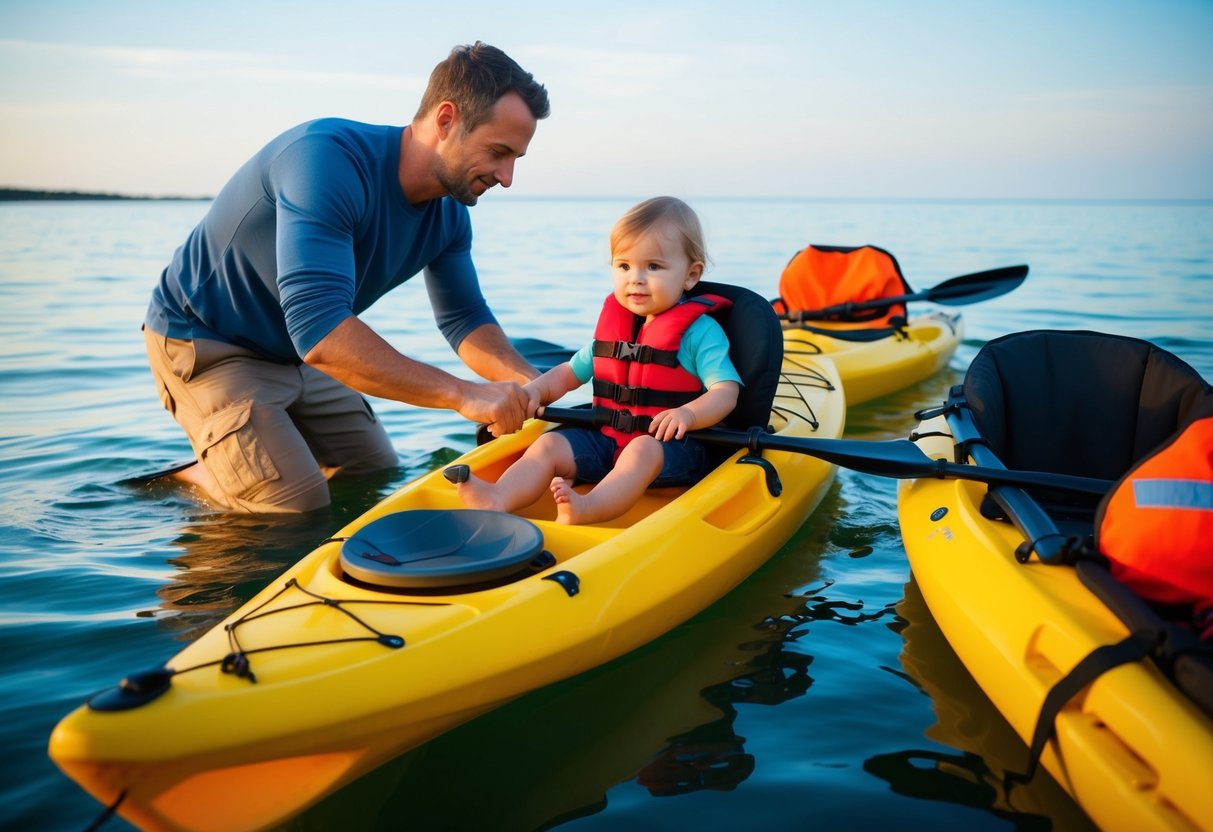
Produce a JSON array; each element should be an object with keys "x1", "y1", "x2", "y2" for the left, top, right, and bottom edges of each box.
[
  {"x1": 775, "y1": 244, "x2": 913, "y2": 327},
  {"x1": 963, "y1": 330, "x2": 1213, "y2": 481},
  {"x1": 689, "y1": 281, "x2": 783, "y2": 429}
]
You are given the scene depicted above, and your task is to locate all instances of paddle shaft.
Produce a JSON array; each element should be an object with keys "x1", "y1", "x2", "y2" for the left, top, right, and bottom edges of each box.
[
  {"x1": 782, "y1": 264, "x2": 1029, "y2": 322},
  {"x1": 537, "y1": 406, "x2": 1111, "y2": 497}
]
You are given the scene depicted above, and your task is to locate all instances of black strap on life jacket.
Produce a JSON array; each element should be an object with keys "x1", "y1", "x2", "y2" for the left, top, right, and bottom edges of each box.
[
  {"x1": 590, "y1": 405, "x2": 653, "y2": 435},
  {"x1": 591, "y1": 378, "x2": 700, "y2": 409},
  {"x1": 591, "y1": 339, "x2": 682, "y2": 367}
]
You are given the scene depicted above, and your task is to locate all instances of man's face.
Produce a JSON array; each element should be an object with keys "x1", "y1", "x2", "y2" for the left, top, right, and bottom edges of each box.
[{"x1": 434, "y1": 92, "x2": 537, "y2": 206}]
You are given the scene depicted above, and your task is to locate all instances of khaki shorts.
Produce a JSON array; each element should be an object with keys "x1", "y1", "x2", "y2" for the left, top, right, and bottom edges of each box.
[{"x1": 144, "y1": 328, "x2": 398, "y2": 513}]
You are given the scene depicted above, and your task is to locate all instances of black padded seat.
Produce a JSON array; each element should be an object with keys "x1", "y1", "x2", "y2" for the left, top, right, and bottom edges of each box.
[
  {"x1": 963, "y1": 330, "x2": 1213, "y2": 483},
  {"x1": 688, "y1": 281, "x2": 783, "y2": 430}
]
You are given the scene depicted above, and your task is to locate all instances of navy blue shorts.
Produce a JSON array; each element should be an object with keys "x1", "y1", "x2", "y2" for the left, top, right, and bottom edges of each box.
[{"x1": 554, "y1": 427, "x2": 719, "y2": 487}]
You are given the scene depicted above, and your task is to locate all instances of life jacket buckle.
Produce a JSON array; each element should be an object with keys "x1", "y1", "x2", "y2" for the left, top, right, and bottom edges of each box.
[
  {"x1": 612, "y1": 409, "x2": 636, "y2": 432},
  {"x1": 609, "y1": 409, "x2": 649, "y2": 434},
  {"x1": 614, "y1": 341, "x2": 642, "y2": 360}
]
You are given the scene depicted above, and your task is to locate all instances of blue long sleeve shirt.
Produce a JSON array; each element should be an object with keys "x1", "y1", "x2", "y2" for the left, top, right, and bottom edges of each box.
[{"x1": 145, "y1": 118, "x2": 497, "y2": 363}]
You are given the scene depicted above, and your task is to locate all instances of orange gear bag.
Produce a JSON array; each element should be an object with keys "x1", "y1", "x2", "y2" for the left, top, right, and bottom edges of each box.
[
  {"x1": 1096, "y1": 415, "x2": 1213, "y2": 613},
  {"x1": 774, "y1": 244, "x2": 912, "y2": 329}
]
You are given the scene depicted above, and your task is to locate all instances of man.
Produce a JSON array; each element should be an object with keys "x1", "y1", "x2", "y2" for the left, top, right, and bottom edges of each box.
[{"x1": 143, "y1": 42, "x2": 549, "y2": 513}]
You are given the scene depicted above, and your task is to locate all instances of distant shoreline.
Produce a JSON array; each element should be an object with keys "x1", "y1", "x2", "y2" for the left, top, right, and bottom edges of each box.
[
  {"x1": 0, "y1": 187, "x2": 211, "y2": 202},
  {"x1": 2, "y1": 187, "x2": 1208, "y2": 205}
]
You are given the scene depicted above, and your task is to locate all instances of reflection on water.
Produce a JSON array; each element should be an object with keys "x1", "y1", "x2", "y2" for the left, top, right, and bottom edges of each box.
[
  {"x1": 132, "y1": 468, "x2": 408, "y2": 640},
  {"x1": 869, "y1": 577, "x2": 1099, "y2": 831}
]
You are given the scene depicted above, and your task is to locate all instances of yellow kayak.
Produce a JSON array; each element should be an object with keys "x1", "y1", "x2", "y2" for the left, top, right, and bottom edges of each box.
[
  {"x1": 900, "y1": 415, "x2": 1213, "y2": 832},
  {"x1": 49, "y1": 350, "x2": 844, "y2": 832},
  {"x1": 783, "y1": 310, "x2": 962, "y2": 405}
]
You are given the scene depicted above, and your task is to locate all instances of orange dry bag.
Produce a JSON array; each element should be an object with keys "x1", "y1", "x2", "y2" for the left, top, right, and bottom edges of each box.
[
  {"x1": 773, "y1": 244, "x2": 912, "y2": 329},
  {"x1": 1096, "y1": 415, "x2": 1213, "y2": 614}
]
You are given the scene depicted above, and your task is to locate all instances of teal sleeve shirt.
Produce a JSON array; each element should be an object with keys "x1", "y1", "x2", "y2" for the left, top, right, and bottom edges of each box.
[
  {"x1": 145, "y1": 118, "x2": 497, "y2": 362},
  {"x1": 568, "y1": 315, "x2": 742, "y2": 389}
]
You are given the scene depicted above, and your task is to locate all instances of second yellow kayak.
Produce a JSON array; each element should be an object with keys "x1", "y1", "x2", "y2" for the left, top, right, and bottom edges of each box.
[{"x1": 783, "y1": 310, "x2": 962, "y2": 405}]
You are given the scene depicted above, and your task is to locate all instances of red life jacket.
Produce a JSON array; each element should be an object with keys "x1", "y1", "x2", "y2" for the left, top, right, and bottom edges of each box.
[
  {"x1": 591, "y1": 293, "x2": 731, "y2": 451},
  {"x1": 1097, "y1": 415, "x2": 1213, "y2": 613}
]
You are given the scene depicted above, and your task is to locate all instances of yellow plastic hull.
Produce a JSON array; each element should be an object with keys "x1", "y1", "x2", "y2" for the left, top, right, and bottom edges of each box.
[
  {"x1": 50, "y1": 354, "x2": 844, "y2": 832},
  {"x1": 784, "y1": 310, "x2": 962, "y2": 405},
  {"x1": 898, "y1": 419, "x2": 1213, "y2": 832}
]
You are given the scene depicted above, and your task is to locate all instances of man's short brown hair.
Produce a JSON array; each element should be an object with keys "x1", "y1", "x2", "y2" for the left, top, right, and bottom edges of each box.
[{"x1": 415, "y1": 42, "x2": 550, "y2": 132}]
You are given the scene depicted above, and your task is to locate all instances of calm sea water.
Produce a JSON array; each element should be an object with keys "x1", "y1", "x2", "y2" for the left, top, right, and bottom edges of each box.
[{"x1": 2, "y1": 197, "x2": 1210, "y2": 831}]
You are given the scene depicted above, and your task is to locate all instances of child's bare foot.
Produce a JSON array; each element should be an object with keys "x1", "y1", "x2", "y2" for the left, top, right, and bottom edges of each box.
[
  {"x1": 443, "y1": 464, "x2": 508, "y2": 511},
  {"x1": 549, "y1": 477, "x2": 588, "y2": 524}
]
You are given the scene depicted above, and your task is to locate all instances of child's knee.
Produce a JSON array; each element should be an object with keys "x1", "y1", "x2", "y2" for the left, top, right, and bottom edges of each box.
[
  {"x1": 624, "y1": 435, "x2": 664, "y2": 468},
  {"x1": 532, "y1": 431, "x2": 573, "y2": 463}
]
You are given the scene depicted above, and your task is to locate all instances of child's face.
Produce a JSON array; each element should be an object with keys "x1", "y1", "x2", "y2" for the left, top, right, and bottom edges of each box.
[{"x1": 611, "y1": 223, "x2": 704, "y2": 322}]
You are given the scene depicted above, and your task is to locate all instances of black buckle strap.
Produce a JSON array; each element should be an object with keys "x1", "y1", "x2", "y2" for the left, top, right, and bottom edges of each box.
[
  {"x1": 592, "y1": 379, "x2": 700, "y2": 409},
  {"x1": 913, "y1": 401, "x2": 963, "y2": 422},
  {"x1": 598, "y1": 407, "x2": 652, "y2": 434},
  {"x1": 595, "y1": 378, "x2": 641, "y2": 406},
  {"x1": 592, "y1": 339, "x2": 681, "y2": 367},
  {"x1": 1004, "y1": 628, "x2": 1161, "y2": 794},
  {"x1": 914, "y1": 398, "x2": 991, "y2": 464}
]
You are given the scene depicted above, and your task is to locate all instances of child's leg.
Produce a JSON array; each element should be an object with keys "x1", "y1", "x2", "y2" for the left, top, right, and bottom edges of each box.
[
  {"x1": 551, "y1": 435, "x2": 664, "y2": 524},
  {"x1": 448, "y1": 431, "x2": 576, "y2": 513}
]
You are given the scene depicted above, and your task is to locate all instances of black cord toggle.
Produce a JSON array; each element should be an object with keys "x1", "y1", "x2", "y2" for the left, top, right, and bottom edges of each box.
[{"x1": 221, "y1": 652, "x2": 256, "y2": 682}]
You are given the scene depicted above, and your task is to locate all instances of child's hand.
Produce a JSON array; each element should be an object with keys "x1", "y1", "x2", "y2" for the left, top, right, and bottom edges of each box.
[
  {"x1": 649, "y1": 407, "x2": 695, "y2": 441},
  {"x1": 522, "y1": 380, "x2": 543, "y2": 419}
]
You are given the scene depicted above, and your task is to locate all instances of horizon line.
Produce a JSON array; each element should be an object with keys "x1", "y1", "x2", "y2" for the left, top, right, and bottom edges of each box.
[{"x1": 2, "y1": 187, "x2": 1211, "y2": 206}]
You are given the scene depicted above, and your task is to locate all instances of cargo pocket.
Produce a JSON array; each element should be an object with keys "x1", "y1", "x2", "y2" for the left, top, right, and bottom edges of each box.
[
  {"x1": 360, "y1": 396, "x2": 380, "y2": 423},
  {"x1": 163, "y1": 337, "x2": 198, "y2": 382},
  {"x1": 197, "y1": 400, "x2": 280, "y2": 497}
]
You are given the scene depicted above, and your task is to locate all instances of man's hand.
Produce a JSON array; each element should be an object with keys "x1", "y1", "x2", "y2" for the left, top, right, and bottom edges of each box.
[{"x1": 459, "y1": 380, "x2": 532, "y2": 437}]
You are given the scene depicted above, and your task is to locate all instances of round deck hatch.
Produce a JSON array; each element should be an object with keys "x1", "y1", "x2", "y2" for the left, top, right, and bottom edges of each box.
[{"x1": 341, "y1": 509, "x2": 545, "y2": 589}]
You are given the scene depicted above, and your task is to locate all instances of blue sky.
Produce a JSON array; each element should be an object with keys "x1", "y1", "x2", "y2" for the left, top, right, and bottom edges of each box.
[{"x1": 1, "y1": 0, "x2": 1210, "y2": 199}]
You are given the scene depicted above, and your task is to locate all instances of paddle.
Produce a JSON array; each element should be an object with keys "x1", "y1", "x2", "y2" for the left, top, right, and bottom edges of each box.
[
  {"x1": 779, "y1": 264, "x2": 1029, "y2": 322},
  {"x1": 536, "y1": 406, "x2": 1113, "y2": 497}
]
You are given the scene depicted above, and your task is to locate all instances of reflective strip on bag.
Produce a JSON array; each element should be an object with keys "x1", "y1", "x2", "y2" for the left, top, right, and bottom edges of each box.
[{"x1": 1132, "y1": 479, "x2": 1213, "y2": 510}]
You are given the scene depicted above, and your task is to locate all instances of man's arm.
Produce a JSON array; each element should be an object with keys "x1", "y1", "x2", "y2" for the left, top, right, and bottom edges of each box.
[
  {"x1": 303, "y1": 316, "x2": 531, "y2": 434},
  {"x1": 455, "y1": 322, "x2": 539, "y2": 383}
]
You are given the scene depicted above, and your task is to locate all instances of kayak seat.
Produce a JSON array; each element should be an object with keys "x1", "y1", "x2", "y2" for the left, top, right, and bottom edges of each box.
[
  {"x1": 771, "y1": 244, "x2": 913, "y2": 331},
  {"x1": 340, "y1": 509, "x2": 548, "y2": 590},
  {"x1": 963, "y1": 329, "x2": 1213, "y2": 486},
  {"x1": 689, "y1": 281, "x2": 783, "y2": 430}
]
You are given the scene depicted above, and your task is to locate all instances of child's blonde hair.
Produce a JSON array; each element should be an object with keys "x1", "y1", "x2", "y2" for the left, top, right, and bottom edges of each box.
[{"x1": 610, "y1": 196, "x2": 709, "y2": 267}]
